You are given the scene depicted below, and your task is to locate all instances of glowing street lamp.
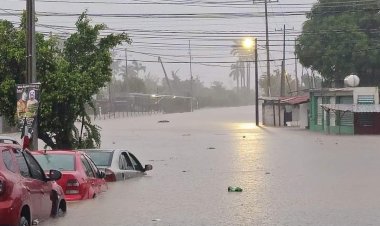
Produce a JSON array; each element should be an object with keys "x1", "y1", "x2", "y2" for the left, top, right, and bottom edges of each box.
[{"x1": 242, "y1": 37, "x2": 255, "y2": 50}]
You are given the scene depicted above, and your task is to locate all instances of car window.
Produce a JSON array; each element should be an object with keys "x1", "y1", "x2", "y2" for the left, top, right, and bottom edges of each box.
[
  {"x1": 34, "y1": 154, "x2": 75, "y2": 171},
  {"x1": 128, "y1": 153, "x2": 144, "y2": 171},
  {"x1": 23, "y1": 151, "x2": 46, "y2": 181},
  {"x1": 2, "y1": 149, "x2": 16, "y2": 173},
  {"x1": 0, "y1": 139, "x2": 18, "y2": 144},
  {"x1": 118, "y1": 155, "x2": 127, "y2": 170},
  {"x1": 84, "y1": 155, "x2": 100, "y2": 175},
  {"x1": 81, "y1": 155, "x2": 95, "y2": 178},
  {"x1": 122, "y1": 152, "x2": 134, "y2": 170},
  {"x1": 14, "y1": 149, "x2": 31, "y2": 178},
  {"x1": 85, "y1": 151, "x2": 113, "y2": 167}
]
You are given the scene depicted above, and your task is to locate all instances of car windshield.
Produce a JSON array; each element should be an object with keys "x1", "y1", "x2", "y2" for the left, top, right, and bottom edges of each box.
[
  {"x1": 85, "y1": 151, "x2": 113, "y2": 167},
  {"x1": 34, "y1": 154, "x2": 75, "y2": 171}
]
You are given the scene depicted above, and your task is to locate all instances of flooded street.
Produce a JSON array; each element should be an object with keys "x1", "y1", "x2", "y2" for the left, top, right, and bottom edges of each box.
[{"x1": 41, "y1": 106, "x2": 380, "y2": 226}]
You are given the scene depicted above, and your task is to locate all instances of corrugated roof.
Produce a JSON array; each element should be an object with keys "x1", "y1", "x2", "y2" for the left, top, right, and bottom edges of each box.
[
  {"x1": 321, "y1": 104, "x2": 380, "y2": 113},
  {"x1": 281, "y1": 96, "x2": 309, "y2": 105}
]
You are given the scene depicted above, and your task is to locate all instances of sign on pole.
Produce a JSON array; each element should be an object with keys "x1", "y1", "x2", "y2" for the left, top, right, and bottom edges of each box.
[{"x1": 16, "y1": 83, "x2": 40, "y2": 148}]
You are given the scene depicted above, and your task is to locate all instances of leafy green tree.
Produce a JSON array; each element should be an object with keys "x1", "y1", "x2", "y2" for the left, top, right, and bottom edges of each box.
[
  {"x1": 0, "y1": 17, "x2": 58, "y2": 125},
  {"x1": 259, "y1": 69, "x2": 297, "y2": 96},
  {"x1": 38, "y1": 12, "x2": 130, "y2": 149},
  {"x1": 296, "y1": 0, "x2": 380, "y2": 86}
]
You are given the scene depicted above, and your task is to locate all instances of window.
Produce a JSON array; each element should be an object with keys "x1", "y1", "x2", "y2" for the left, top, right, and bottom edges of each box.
[
  {"x1": 122, "y1": 152, "x2": 134, "y2": 170},
  {"x1": 128, "y1": 153, "x2": 143, "y2": 171},
  {"x1": 2, "y1": 150, "x2": 16, "y2": 173},
  {"x1": 34, "y1": 154, "x2": 75, "y2": 171},
  {"x1": 84, "y1": 155, "x2": 100, "y2": 176},
  {"x1": 119, "y1": 155, "x2": 127, "y2": 170},
  {"x1": 338, "y1": 96, "x2": 353, "y2": 126},
  {"x1": 14, "y1": 149, "x2": 31, "y2": 178},
  {"x1": 81, "y1": 155, "x2": 95, "y2": 178},
  {"x1": 85, "y1": 152, "x2": 113, "y2": 167},
  {"x1": 23, "y1": 151, "x2": 45, "y2": 181}
]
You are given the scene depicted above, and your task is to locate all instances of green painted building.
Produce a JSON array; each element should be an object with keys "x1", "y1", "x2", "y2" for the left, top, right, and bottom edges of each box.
[{"x1": 309, "y1": 87, "x2": 379, "y2": 135}]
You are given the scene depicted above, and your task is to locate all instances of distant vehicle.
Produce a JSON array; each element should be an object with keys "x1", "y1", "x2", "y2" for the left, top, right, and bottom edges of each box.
[
  {"x1": 0, "y1": 135, "x2": 19, "y2": 145},
  {"x1": 82, "y1": 149, "x2": 152, "y2": 182},
  {"x1": 0, "y1": 144, "x2": 66, "y2": 226},
  {"x1": 33, "y1": 150, "x2": 107, "y2": 201}
]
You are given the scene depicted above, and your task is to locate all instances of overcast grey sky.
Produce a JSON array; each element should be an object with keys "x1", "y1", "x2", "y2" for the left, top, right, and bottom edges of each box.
[{"x1": 1, "y1": 0, "x2": 317, "y2": 89}]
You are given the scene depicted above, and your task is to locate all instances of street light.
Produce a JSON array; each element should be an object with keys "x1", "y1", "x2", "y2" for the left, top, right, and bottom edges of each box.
[{"x1": 242, "y1": 37, "x2": 259, "y2": 126}]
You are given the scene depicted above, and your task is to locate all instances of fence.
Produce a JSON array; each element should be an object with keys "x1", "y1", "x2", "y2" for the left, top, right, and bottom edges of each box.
[{"x1": 90, "y1": 93, "x2": 196, "y2": 120}]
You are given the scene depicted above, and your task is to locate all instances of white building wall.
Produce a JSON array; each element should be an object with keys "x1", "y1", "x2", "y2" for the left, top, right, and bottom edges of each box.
[
  {"x1": 330, "y1": 97, "x2": 336, "y2": 126},
  {"x1": 299, "y1": 103, "x2": 309, "y2": 129},
  {"x1": 353, "y1": 87, "x2": 379, "y2": 104},
  {"x1": 263, "y1": 104, "x2": 284, "y2": 126}
]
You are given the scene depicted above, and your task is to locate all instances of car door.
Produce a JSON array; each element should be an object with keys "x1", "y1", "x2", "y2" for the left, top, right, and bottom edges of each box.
[
  {"x1": 14, "y1": 149, "x2": 44, "y2": 221},
  {"x1": 80, "y1": 155, "x2": 98, "y2": 198},
  {"x1": 128, "y1": 152, "x2": 145, "y2": 172},
  {"x1": 84, "y1": 154, "x2": 105, "y2": 192},
  {"x1": 23, "y1": 151, "x2": 52, "y2": 219},
  {"x1": 120, "y1": 151, "x2": 138, "y2": 178}
]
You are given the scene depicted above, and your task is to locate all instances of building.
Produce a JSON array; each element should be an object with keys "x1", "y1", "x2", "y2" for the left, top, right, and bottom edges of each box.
[
  {"x1": 260, "y1": 96, "x2": 309, "y2": 127},
  {"x1": 309, "y1": 87, "x2": 380, "y2": 135}
]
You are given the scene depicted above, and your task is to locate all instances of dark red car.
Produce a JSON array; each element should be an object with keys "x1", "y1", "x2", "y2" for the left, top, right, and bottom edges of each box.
[
  {"x1": 0, "y1": 144, "x2": 66, "y2": 226},
  {"x1": 33, "y1": 150, "x2": 107, "y2": 201}
]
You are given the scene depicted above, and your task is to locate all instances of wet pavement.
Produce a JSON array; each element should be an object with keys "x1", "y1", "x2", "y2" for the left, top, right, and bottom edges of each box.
[{"x1": 40, "y1": 106, "x2": 380, "y2": 226}]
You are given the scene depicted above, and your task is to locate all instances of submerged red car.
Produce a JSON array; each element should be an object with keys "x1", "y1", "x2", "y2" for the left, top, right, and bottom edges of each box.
[
  {"x1": 33, "y1": 150, "x2": 107, "y2": 201},
  {"x1": 0, "y1": 144, "x2": 66, "y2": 226}
]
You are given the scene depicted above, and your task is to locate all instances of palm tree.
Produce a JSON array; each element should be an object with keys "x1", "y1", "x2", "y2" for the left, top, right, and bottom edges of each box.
[
  {"x1": 229, "y1": 61, "x2": 245, "y2": 92},
  {"x1": 230, "y1": 40, "x2": 255, "y2": 90},
  {"x1": 126, "y1": 60, "x2": 146, "y2": 79}
]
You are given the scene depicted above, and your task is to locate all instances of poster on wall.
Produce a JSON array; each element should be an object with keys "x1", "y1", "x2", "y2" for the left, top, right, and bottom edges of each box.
[{"x1": 16, "y1": 83, "x2": 40, "y2": 131}]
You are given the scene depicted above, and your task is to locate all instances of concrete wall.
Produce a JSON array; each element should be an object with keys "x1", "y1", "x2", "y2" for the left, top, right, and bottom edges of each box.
[
  {"x1": 353, "y1": 87, "x2": 379, "y2": 104},
  {"x1": 263, "y1": 104, "x2": 284, "y2": 127},
  {"x1": 299, "y1": 103, "x2": 309, "y2": 129}
]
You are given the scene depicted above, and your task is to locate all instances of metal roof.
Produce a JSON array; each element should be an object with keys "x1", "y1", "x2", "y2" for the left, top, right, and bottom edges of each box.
[
  {"x1": 260, "y1": 96, "x2": 310, "y2": 105},
  {"x1": 321, "y1": 104, "x2": 380, "y2": 113}
]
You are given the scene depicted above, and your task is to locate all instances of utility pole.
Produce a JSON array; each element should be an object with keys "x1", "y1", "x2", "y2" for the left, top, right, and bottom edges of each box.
[
  {"x1": 264, "y1": 0, "x2": 271, "y2": 97},
  {"x1": 255, "y1": 38, "x2": 259, "y2": 126},
  {"x1": 294, "y1": 39, "x2": 299, "y2": 95},
  {"x1": 253, "y1": 0, "x2": 278, "y2": 96},
  {"x1": 125, "y1": 48, "x2": 128, "y2": 78},
  {"x1": 26, "y1": 0, "x2": 37, "y2": 150},
  {"x1": 275, "y1": 24, "x2": 294, "y2": 97},
  {"x1": 188, "y1": 40, "x2": 193, "y2": 97},
  {"x1": 188, "y1": 40, "x2": 194, "y2": 111}
]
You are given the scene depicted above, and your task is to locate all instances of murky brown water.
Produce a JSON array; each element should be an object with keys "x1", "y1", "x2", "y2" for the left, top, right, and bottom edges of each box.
[{"x1": 40, "y1": 106, "x2": 380, "y2": 226}]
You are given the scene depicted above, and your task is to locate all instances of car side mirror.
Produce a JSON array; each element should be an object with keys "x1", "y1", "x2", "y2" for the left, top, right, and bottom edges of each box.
[
  {"x1": 144, "y1": 164, "x2": 153, "y2": 172},
  {"x1": 48, "y1": 170, "x2": 62, "y2": 181},
  {"x1": 98, "y1": 171, "x2": 106, "y2": 179}
]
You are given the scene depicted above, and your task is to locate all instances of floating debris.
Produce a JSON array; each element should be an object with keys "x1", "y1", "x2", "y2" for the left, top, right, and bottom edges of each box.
[{"x1": 228, "y1": 186, "x2": 243, "y2": 192}]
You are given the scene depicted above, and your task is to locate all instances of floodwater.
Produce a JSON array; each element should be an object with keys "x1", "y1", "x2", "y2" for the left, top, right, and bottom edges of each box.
[{"x1": 40, "y1": 106, "x2": 380, "y2": 226}]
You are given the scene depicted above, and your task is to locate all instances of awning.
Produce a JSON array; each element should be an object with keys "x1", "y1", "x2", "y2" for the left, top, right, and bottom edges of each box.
[
  {"x1": 281, "y1": 96, "x2": 309, "y2": 105},
  {"x1": 259, "y1": 96, "x2": 310, "y2": 105},
  {"x1": 321, "y1": 104, "x2": 380, "y2": 113}
]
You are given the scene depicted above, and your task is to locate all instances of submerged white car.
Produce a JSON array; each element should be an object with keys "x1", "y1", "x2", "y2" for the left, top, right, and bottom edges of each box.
[
  {"x1": 0, "y1": 135, "x2": 19, "y2": 145},
  {"x1": 82, "y1": 149, "x2": 152, "y2": 182}
]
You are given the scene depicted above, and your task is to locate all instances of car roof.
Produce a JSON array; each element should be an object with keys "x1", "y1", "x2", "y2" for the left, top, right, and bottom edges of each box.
[
  {"x1": 33, "y1": 150, "x2": 84, "y2": 155},
  {"x1": 0, "y1": 143, "x2": 22, "y2": 150},
  {"x1": 80, "y1": 149, "x2": 118, "y2": 153},
  {"x1": 0, "y1": 136, "x2": 19, "y2": 144}
]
